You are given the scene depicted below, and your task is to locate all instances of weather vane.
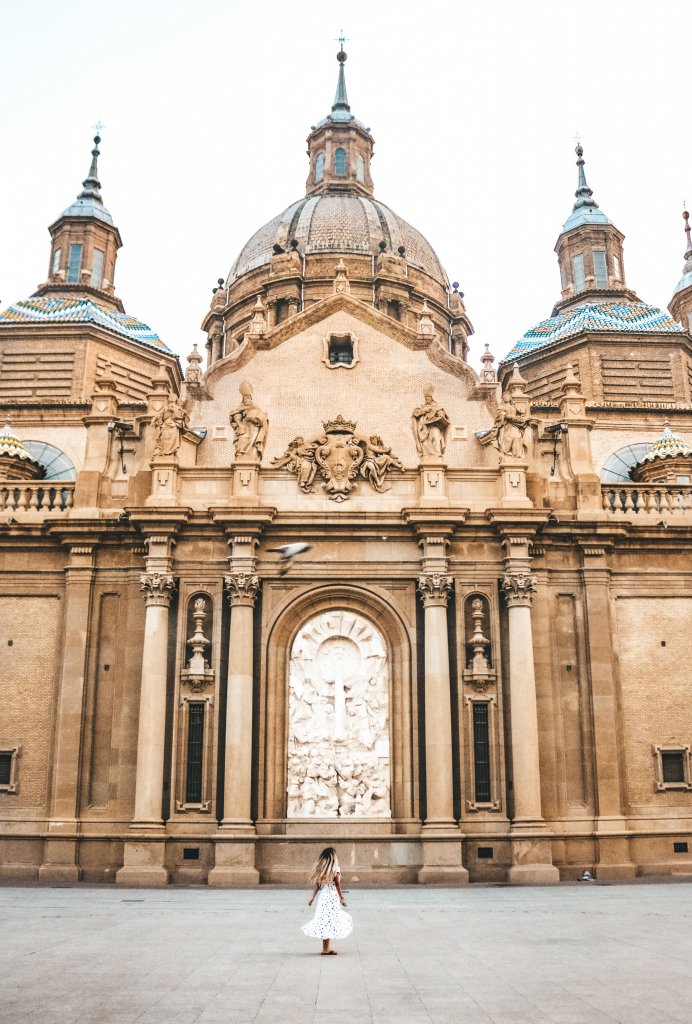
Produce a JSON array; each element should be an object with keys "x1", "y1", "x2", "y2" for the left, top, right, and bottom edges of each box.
[
  {"x1": 92, "y1": 121, "x2": 105, "y2": 137},
  {"x1": 334, "y1": 29, "x2": 350, "y2": 50}
]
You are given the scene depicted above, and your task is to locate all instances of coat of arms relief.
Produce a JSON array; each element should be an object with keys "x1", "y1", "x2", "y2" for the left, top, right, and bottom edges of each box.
[{"x1": 271, "y1": 415, "x2": 404, "y2": 501}]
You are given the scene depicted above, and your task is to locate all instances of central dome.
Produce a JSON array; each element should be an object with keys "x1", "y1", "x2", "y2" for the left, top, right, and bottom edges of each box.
[{"x1": 228, "y1": 193, "x2": 448, "y2": 288}]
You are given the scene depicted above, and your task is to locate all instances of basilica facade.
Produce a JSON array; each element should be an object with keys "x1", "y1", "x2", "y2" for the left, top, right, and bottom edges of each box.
[{"x1": 1, "y1": 48, "x2": 692, "y2": 885}]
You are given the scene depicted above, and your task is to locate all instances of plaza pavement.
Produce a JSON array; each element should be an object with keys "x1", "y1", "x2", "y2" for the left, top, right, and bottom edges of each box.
[{"x1": 1, "y1": 881, "x2": 691, "y2": 1024}]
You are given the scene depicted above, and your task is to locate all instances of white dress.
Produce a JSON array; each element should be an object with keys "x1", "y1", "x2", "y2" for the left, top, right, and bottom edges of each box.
[{"x1": 301, "y1": 874, "x2": 353, "y2": 940}]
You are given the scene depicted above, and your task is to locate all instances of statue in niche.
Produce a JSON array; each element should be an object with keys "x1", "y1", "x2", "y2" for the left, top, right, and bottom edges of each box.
[
  {"x1": 229, "y1": 381, "x2": 268, "y2": 458},
  {"x1": 411, "y1": 384, "x2": 450, "y2": 458},
  {"x1": 489, "y1": 394, "x2": 531, "y2": 459},
  {"x1": 152, "y1": 394, "x2": 189, "y2": 456},
  {"x1": 287, "y1": 610, "x2": 390, "y2": 817}
]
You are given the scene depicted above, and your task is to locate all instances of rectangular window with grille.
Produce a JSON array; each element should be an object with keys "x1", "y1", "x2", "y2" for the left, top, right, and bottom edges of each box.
[
  {"x1": 0, "y1": 753, "x2": 11, "y2": 786},
  {"x1": 185, "y1": 703, "x2": 205, "y2": 804},
  {"x1": 473, "y1": 703, "x2": 492, "y2": 803},
  {"x1": 654, "y1": 745, "x2": 692, "y2": 790},
  {"x1": 662, "y1": 752, "x2": 685, "y2": 783},
  {"x1": 593, "y1": 250, "x2": 608, "y2": 288},
  {"x1": 91, "y1": 248, "x2": 105, "y2": 288},
  {"x1": 67, "y1": 243, "x2": 83, "y2": 283},
  {"x1": 571, "y1": 253, "x2": 585, "y2": 292},
  {"x1": 0, "y1": 748, "x2": 18, "y2": 791}
]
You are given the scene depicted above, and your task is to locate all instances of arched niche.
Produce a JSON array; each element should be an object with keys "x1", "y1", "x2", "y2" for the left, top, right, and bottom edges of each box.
[{"x1": 259, "y1": 585, "x2": 416, "y2": 826}]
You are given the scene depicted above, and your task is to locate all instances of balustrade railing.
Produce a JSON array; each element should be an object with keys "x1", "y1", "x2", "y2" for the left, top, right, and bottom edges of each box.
[
  {"x1": 602, "y1": 484, "x2": 692, "y2": 515},
  {"x1": 0, "y1": 481, "x2": 75, "y2": 514}
]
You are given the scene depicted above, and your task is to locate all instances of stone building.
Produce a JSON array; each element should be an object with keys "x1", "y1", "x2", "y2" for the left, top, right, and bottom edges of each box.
[{"x1": 1, "y1": 48, "x2": 691, "y2": 886}]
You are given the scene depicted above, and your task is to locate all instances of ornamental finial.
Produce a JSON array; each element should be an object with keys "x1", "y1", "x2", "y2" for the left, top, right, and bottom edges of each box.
[
  {"x1": 77, "y1": 130, "x2": 104, "y2": 202},
  {"x1": 572, "y1": 142, "x2": 599, "y2": 212}
]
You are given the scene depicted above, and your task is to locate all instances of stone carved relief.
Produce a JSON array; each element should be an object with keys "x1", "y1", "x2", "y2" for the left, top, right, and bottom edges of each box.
[
  {"x1": 140, "y1": 572, "x2": 176, "y2": 607},
  {"x1": 501, "y1": 572, "x2": 537, "y2": 608},
  {"x1": 152, "y1": 394, "x2": 189, "y2": 456},
  {"x1": 411, "y1": 385, "x2": 450, "y2": 458},
  {"x1": 272, "y1": 416, "x2": 403, "y2": 501},
  {"x1": 287, "y1": 610, "x2": 390, "y2": 817},
  {"x1": 417, "y1": 573, "x2": 453, "y2": 607},
  {"x1": 229, "y1": 382, "x2": 268, "y2": 459},
  {"x1": 224, "y1": 572, "x2": 260, "y2": 607}
]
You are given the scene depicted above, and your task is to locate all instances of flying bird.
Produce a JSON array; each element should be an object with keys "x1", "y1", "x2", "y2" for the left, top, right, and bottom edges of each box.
[{"x1": 268, "y1": 542, "x2": 312, "y2": 576}]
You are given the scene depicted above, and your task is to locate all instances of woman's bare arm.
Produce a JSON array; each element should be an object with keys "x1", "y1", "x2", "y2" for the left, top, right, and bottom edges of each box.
[
  {"x1": 334, "y1": 872, "x2": 347, "y2": 906},
  {"x1": 307, "y1": 883, "x2": 319, "y2": 906}
]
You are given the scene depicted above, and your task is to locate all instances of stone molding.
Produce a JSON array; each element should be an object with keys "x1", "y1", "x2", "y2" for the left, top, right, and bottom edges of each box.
[
  {"x1": 501, "y1": 572, "x2": 538, "y2": 608},
  {"x1": 140, "y1": 571, "x2": 177, "y2": 607},
  {"x1": 224, "y1": 572, "x2": 260, "y2": 607},
  {"x1": 417, "y1": 573, "x2": 453, "y2": 608}
]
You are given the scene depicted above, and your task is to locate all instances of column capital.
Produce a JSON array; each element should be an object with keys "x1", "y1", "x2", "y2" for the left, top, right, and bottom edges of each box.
[
  {"x1": 140, "y1": 571, "x2": 177, "y2": 607},
  {"x1": 417, "y1": 573, "x2": 453, "y2": 608},
  {"x1": 224, "y1": 572, "x2": 260, "y2": 607},
  {"x1": 501, "y1": 571, "x2": 537, "y2": 608}
]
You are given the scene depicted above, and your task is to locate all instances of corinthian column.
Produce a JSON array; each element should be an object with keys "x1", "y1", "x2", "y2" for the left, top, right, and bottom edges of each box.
[
  {"x1": 220, "y1": 571, "x2": 260, "y2": 829},
  {"x1": 501, "y1": 538, "x2": 559, "y2": 883},
  {"x1": 418, "y1": 573, "x2": 456, "y2": 829},
  {"x1": 132, "y1": 571, "x2": 177, "y2": 825}
]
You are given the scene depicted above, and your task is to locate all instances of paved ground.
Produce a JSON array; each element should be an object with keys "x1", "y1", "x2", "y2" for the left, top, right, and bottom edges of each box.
[{"x1": 2, "y1": 882, "x2": 692, "y2": 1024}]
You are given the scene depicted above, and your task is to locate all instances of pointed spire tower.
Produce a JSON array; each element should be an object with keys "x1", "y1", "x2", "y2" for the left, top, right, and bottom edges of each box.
[
  {"x1": 668, "y1": 207, "x2": 692, "y2": 333},
  {"x1": 305, "y1": 40, "x2": 375, "y2": 197},
  {"x1": 37, "y1": 132, "x2": 124, "y2": 311},
  {"x1": 553, "y1": 144, "x2": 634, "y2": 312}
]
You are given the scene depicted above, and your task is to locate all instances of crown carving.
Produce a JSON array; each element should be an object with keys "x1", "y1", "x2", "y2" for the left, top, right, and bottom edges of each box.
[{"x1": 322, "y1": 415, "x2": 356, "y2": 435}]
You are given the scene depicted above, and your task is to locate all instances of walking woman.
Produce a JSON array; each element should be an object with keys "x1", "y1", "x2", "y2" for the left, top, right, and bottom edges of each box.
[{"x1": 301, "y1": 847, "x2": 353, "y2": 955}]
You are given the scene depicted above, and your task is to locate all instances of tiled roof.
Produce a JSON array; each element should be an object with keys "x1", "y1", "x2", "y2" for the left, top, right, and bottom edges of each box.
[
  {"x1": 0, "y1": 296, "x2": 171, "y2": 352},
  {"x1": 503, "y1": 300, "x2": 684, "y2": 363}
]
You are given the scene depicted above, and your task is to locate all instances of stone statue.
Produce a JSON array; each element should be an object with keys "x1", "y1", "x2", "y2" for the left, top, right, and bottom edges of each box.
[
  {"x1": 229, "y1": 381, "x2": 268, "y2": 458},
  {"x1": 271, "y1": 436, "x2": 323, "y2": 492},
  {"x1": 152, "y1": 394, "x2": 189, "y2": 457},
  {"x1": 490, "y1": 394, "x2": 530, "y2": 459},
  {"x1": 287, "y1": 610, "x2": 391, "y2": 818},
  {"x1": 360, "y1": 436, "x2": 404, "y2": 492},
  {"x1": 411, "y1": 385, "x2": 450, "y2": 458}
]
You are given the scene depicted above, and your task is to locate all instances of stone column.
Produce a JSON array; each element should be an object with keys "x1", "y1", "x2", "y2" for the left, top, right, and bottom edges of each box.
[
  {"x1": 502, "y1": 537, "x2": 559, "y2": 884},
  {"x1": 579, "y1": 544, "x2": 635, "y2": 879},
  {"x1": 417, "y1": 567, "x2": 468, "y2": 884},
  {"x1": 39, "y1": 544, "x2": 96, "y2": 882},
  {"x1": 208, "y1": 566, "x2": 260, "y2": 885},
  {"x1": 116, "y1": 551, "x2": 176, "y2": 886}
]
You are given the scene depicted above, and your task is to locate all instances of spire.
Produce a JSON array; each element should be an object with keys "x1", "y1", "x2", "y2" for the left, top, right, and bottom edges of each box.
[
  {"x1": 333, "y1": 40, "x2": 350, "y2": 113},
  {"x1": 683, "y1": 207, "x2": 692, "y2": 265},
  {"x1": 573, "y1": 144, "x2": 598, "y2": 212},
  {"x1": 77, "y1": 133, "x2": 103, "y2": 202}
]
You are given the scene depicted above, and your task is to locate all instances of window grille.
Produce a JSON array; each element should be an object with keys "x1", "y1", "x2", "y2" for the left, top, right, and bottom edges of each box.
[
  {"x1": 91, "y1": 248, "x2": 105, "y2": 288},
  {"x1": 52, "y1": 248, "x2": 61, "y2": 274},
  {"x1": 613, "y1": 255, "x2": 622, "y2": 280},
  {"x1": 0, "y1": 754, "x2": 11, "y2": 786},
  {"x1": 662, "y1": 751, "x2": 685, "y2": 784},
  {"x1": 328, "y1": 335, "x2": 353, "y2": 365},
  {"x1": 472, "y1": 703, "x2": 492, "y2": 803},
  {"x1": 593, "y1": 250, "x2": 608, "y2": 288},
  {"x1": 571, "y1": 253, "x2": 585, "y2": 292},
  {"x1": 67, "y1": 243, "x2": 83, "y2": 283},
  {"x1": 185, "y1": 703, "x2": 205, "y2": 803},
  {"x1": 315, "y1": 153, "x2": 325, "y2": 182},
  {"x1": 334, "y1": 147, "x2": 347, "y2": 176}
]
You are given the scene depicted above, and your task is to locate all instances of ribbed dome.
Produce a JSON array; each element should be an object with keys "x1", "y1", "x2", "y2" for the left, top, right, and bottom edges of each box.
[{"x1": 228, "y1": 194, "x2": 448, "y2": 288}]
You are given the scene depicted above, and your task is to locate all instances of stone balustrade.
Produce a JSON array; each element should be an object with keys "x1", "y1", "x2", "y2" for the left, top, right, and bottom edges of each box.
[
  {"x1": 0, "y1": 481, "x2": 75, "y2": 514},
  {"x1": 602, "y1": 484, "x2": 692, "y2": 516}
]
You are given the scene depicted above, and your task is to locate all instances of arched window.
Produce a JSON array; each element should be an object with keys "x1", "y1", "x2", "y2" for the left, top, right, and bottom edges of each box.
[
  {"x1": 315, "y1": 153, "x2": 325, "y2": 182},
  {"x1": 334, "y1": 147, "x2": 347, "y2": 176},
  {"x1": 23, "y1": 441, "x2": 76, "y2": 480},
  {"x1": 601, "y1": 443, "x2": 652, "y2": 483},
  {"x1": 356, "y1": 154, "x2": 365, "y2": 182}
]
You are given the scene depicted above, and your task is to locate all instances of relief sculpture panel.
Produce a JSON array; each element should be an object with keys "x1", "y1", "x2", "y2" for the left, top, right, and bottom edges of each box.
[{"x1": 287, "y1": 610, "x2": 390, "y2": 817}]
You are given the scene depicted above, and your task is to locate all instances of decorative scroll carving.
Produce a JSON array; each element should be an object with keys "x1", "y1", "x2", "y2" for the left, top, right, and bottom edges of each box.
[
  {"x1": 153, "y1": 394, "x2": 189, "y2": 456},
  {"x1": 181, "y1": 597, "x2": 214, "y2": 693},
  {"x1": 287, "y1": 611, "x2": 390, "y2": 818},
  {"x1": 411, "y1": 385, "x2": 450, "y2": 458},
  {"x1": 417, "y1": 573, "x2": 453, "y2": 607},
  {"x1": 501, "y1": 572, "x2": 537, "y2": 608},
  {"x1": 224, "y1": 572, "x2": 260, "y2": 607},
  {"x1": 140, "y1": 572, "x2": 176, "y2": 607},
  {"x1": 229, "y1": 382, "x2": 269, "y2": 459},
  {"x1": 271, "y1": 416, "x2": 403, "y2": 502}
]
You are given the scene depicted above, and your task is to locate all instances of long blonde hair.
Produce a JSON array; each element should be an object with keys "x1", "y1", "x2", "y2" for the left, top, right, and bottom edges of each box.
[{"x1": 309, "y1": 847, "x2": 339, "y2": 887}]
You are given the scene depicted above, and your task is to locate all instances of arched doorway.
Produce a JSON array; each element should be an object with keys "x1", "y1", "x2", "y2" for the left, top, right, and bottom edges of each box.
[{"x1": 287, "y1": 610, "x2": 390, "y2": 818}]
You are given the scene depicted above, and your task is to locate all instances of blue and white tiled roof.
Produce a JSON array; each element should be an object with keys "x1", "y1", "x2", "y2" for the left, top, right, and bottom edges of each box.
[
  {"x1": 0, "y1": 296, "x2": 171, "y2": 352},
  {"x1": 503, "y1": 300, "x2": 684, "y2": 363}
]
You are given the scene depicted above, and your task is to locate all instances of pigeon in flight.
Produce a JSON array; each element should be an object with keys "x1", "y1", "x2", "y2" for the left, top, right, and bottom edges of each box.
[{"x1": 269, "y1": 542, "x2": 312, "y2": 576}]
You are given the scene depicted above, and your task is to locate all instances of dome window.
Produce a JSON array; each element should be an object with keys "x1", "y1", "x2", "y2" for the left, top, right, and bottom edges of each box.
[
  {"x1": 613, "y1": 255, "x2": 622, "y2": 280},
  {"x1": 356, "y1": 154, "x2": 365, "y2": 182},
  {"x1": 67, "y1": 243, "x2": 83, "y2": 283},
  {"x1": 571, "y1": 253, "x2": 585, "y2": 293},
  {"x1": 593, "y1": 250, "x2": 608, "y2": 288},
  {"x1": 51, "y1": 248, "x2": 61, "y2": 275},
  {"x1": 328, "y1": 334, "x2": 354, "y2": 365},
  {"x1": 315, "y1": 152, "x2": 325, "y2": 182},
  {"x1": 334, "y1": 147, "x2": 347, "y2": 176},
  {"x1": 91, "y1": 248, "x2": 105, "y2": 288}
]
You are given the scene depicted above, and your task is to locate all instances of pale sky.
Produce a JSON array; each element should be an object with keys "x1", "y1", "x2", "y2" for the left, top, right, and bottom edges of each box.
[{"x1": 1, "y1": 0, "x2": 691, "y2": 370}]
